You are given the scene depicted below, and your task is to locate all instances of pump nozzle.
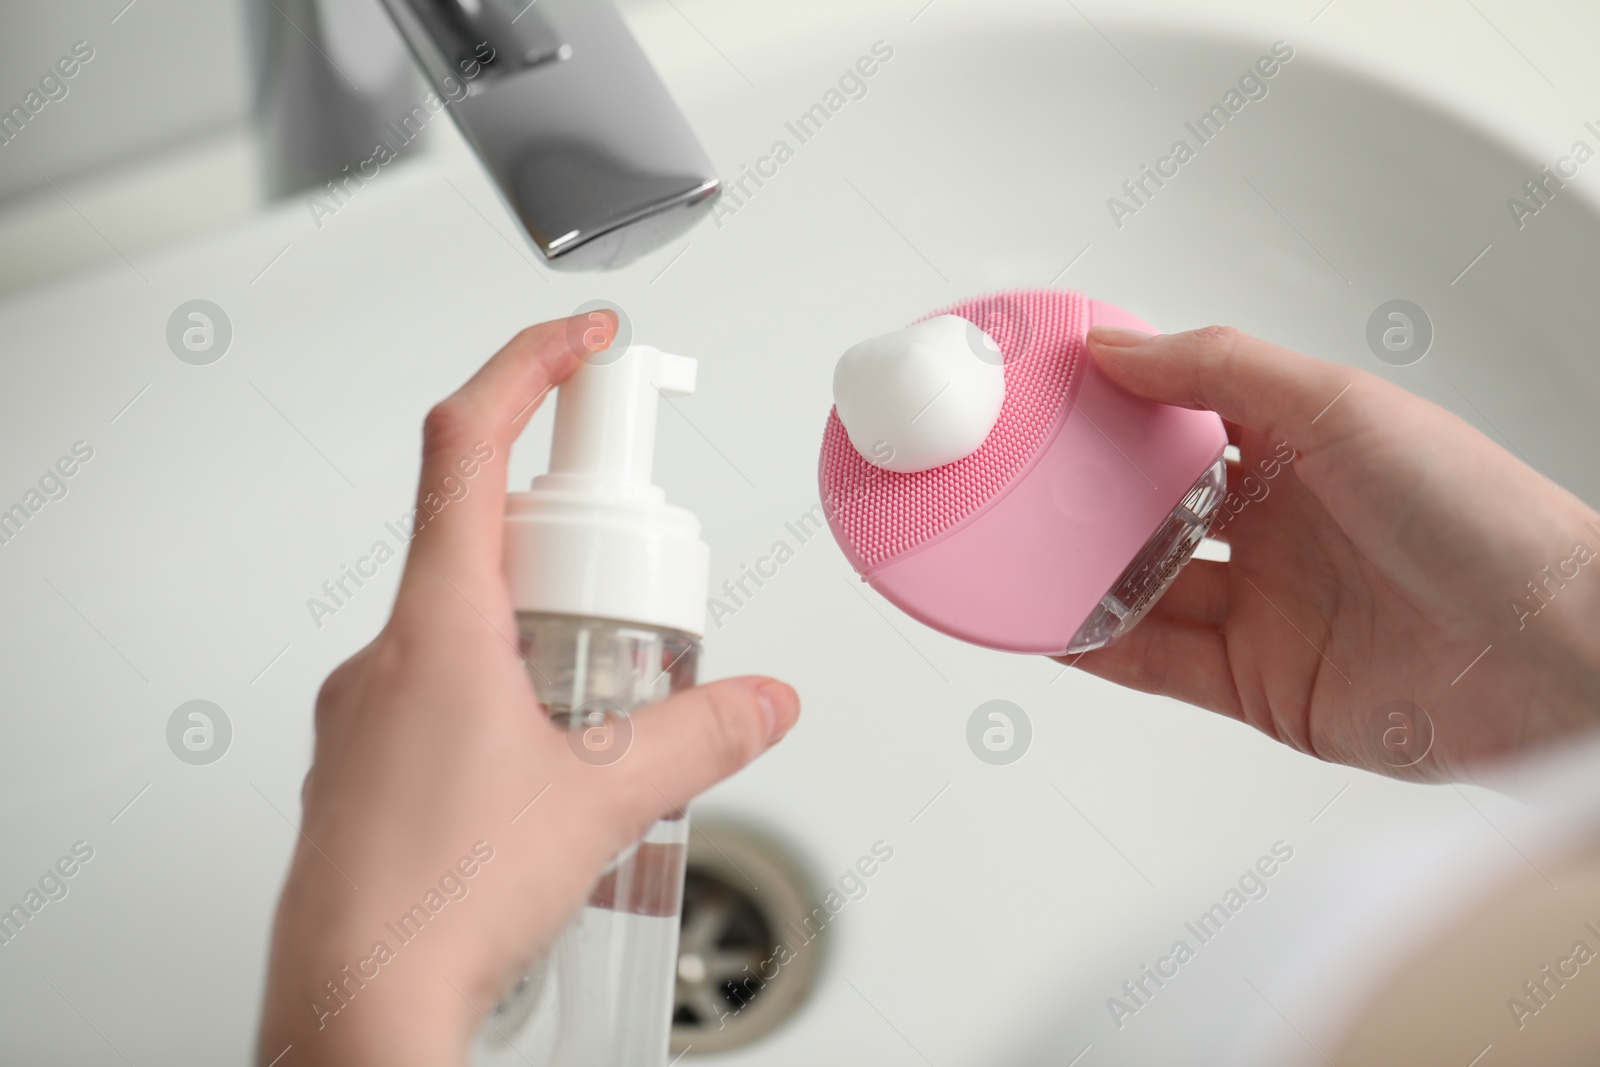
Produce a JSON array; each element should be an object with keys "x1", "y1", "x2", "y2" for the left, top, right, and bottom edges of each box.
[
  {"x1": 543, "y1": 345, "x2": 696, "y2": 494},
  {"x1": 506, "y1": 343, "x2": 710, "y2": 636}
]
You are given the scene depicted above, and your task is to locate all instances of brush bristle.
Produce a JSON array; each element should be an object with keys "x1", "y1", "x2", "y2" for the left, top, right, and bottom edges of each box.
[{"x1": 820, "y1": 288, "x2": 1088, "y2": 572}]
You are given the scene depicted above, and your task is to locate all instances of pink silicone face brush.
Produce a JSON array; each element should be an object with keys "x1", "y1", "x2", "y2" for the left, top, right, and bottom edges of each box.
[{"x1": 819, "y1": 289, "x2": 1227, "y2": 656}]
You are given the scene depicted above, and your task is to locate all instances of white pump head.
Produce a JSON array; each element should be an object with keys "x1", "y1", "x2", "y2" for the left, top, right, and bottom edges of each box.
[{"x1": 504, "y1": 344, "x2": 709, "y2": 636}]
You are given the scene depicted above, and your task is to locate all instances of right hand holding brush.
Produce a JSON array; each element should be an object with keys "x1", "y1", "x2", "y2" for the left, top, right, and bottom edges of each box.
[{"x1": 1070, "y1": 325, "x2": 1600, "y2": 780}]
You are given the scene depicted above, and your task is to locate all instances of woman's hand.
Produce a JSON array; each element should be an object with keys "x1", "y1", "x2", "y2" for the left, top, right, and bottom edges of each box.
[
  {"x1": 1072, "y1": 325, "x2": 1600, "y2": 779},
  {"x1": 257, "y1": 316, "x2": 799, "y2": 1066}
]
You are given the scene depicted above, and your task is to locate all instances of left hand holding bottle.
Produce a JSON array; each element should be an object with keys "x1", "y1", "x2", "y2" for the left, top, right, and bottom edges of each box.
[{"x1": 258, "y1": 315, "x2": 800, "y2": 1067}]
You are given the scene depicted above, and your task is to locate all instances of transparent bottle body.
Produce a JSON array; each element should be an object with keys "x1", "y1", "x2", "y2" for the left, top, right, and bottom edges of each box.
[
  {"x1": 1067, "y1": 457, "x2": 1227, "y2": 654},
  {"x1": 480, "y1": 612, "x2": 699, "y2": 1067}
]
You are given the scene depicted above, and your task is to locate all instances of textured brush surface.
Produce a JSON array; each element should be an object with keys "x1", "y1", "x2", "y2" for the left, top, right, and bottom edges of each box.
[{"x1": 820, "y1": 289, "x2": 1087, "y2": 571}]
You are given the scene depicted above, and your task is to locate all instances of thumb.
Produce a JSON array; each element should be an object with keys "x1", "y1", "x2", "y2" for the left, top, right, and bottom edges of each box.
[
  {"x1": 1086, "y1": 324, "x2": 1358, "y2": 452},
  {"x1": 613, "y1": 676, "x2": 799, "y2": 817}
]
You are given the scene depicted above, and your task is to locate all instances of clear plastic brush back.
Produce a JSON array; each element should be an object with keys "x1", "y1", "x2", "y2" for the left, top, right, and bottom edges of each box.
[
  {"x1": 480, "y1": 613, "x2": 700, "y2": 1066},
  {"x1": 1067, "y1": 457, "x2": 1228, "y2": 654}
]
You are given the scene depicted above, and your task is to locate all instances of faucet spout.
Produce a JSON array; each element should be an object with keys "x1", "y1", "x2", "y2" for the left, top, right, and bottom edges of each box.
[{"x1": 379, "y1": 0, "x2": 722, "y2": 270}]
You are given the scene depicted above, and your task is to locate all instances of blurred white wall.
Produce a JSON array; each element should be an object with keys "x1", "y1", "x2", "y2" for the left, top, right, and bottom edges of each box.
[
  {"x1": 0, "y1": 0, "x2": 252, "y2": 202},
  {"x1": 0, "y1": 0, "x2": 257, "y2": 294}
]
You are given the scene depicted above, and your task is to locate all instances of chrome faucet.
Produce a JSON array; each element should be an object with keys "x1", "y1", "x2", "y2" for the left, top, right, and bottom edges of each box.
[{"x1": 374, "y1": 0, "x2": 721, "y2": 270}]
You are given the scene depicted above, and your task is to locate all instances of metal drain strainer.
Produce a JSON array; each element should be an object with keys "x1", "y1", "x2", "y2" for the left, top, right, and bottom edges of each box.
[{"x1": 671, "y1": 820, "x2": 825, "y2": 1055}]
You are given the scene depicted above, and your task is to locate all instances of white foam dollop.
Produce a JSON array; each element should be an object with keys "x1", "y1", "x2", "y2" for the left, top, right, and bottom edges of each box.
[{"x1": 832, "y1": 315, "x2": 1005, "y2": 473}]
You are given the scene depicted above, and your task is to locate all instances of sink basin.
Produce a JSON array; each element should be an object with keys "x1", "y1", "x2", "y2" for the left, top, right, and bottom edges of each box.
[{"x1": 2, "y1": 1, "x2": 1598, "y2": 1064}]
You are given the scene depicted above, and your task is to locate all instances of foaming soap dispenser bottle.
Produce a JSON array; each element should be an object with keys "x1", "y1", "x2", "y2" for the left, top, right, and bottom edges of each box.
[
  {"x1": 495, "y1": 342, "x2": 708, "y2": 1065},
  {"x1": 819, "y1": 289, "x2": 1228, "y2": 656}
]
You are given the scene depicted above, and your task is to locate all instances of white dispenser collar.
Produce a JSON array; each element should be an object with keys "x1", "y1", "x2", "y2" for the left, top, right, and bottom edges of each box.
[{"x1": 504, "y1": 344, "x2": 709, "y2": 636}]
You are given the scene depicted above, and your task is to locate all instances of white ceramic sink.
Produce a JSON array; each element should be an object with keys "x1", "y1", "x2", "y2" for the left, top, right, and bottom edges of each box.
[{"x1": 2, "y1": 1, "x2": 1598, "y2": 1063}]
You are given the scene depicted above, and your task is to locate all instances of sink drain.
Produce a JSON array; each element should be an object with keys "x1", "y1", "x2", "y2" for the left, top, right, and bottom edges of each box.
[{"x1": 671, "y1": 819, "x2": 825, "y2": 1055}]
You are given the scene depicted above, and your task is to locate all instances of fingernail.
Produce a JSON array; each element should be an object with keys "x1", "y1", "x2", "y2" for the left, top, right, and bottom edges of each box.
[
  {"x1": 1087, "y1": 326, "x2": 1154, "y2": 348},
  {"x1": 755, "y1": 681, "x2": 799, "y2": 741}
]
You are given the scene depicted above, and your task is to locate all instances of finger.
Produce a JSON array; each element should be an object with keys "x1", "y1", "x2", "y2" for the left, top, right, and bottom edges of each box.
[
  {"x1": 607, "y1": 676, "x2": 799, "y2": 820},
  {"x1": 312, "y1": 635, "x2": 378, "y2": 735},
  {"x1": 1086, "y1": 325, "x2": 1359, "y2": 456},
  {"x1": 400, "y1": 316, "x2": 603, "y2": 591},
  {"x1": 1062, "y1": 619, "x2": 1243, "y2": 721}
]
